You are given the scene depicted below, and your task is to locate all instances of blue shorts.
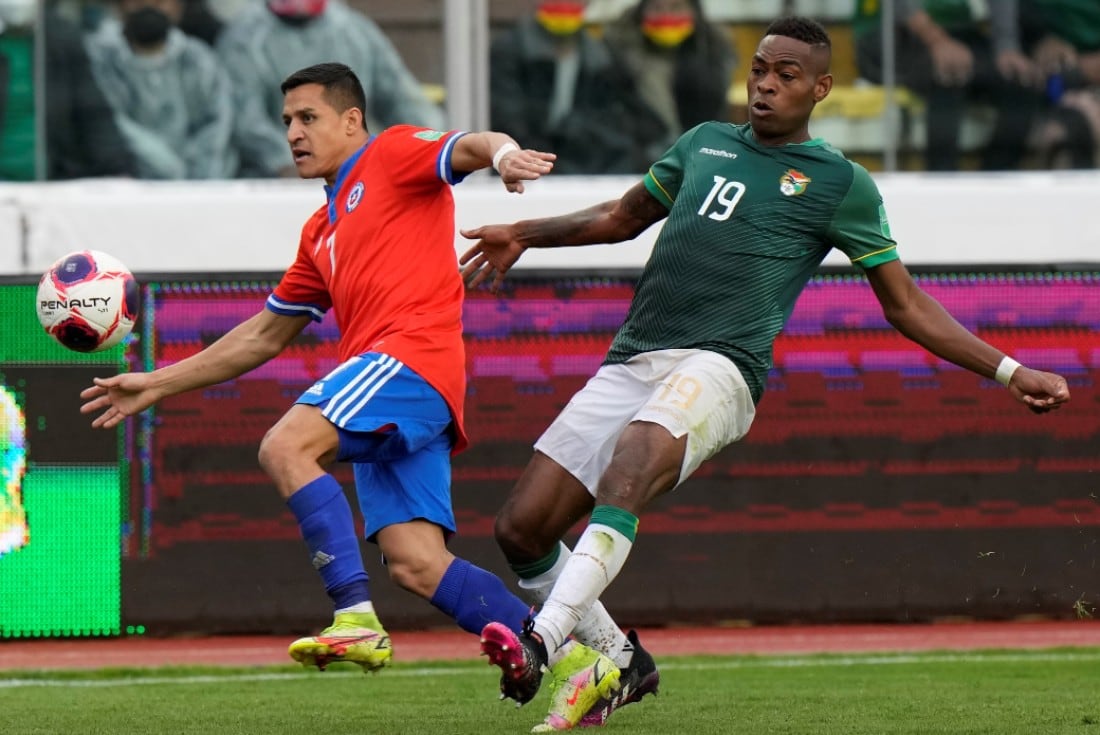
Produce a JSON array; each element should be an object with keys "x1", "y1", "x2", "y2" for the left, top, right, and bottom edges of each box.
[{"x1": 297, "y1": 352, "x2": 457, "y2": 541}]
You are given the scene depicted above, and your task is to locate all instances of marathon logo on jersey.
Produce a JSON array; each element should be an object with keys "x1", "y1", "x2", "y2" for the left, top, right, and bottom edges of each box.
[
  {"x1": 779, "y1": 169, "x2": 811, "y2": 196},
  {"x1": 346, "y1": 181, "x2": 364, "y2": 213},
  {"x1": 699, "y1": 147, "x2": 737, "y2": 159}
]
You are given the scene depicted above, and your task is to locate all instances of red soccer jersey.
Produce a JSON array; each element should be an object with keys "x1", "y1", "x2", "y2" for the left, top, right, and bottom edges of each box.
[{"x1": 268, "y1": 125, "x2": 471, "y2": 452}]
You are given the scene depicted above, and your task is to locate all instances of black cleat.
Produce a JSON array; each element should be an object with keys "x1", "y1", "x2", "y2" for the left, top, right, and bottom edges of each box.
[{"x1": 578, "y1": 629, "x2": 660, "y2": 726}]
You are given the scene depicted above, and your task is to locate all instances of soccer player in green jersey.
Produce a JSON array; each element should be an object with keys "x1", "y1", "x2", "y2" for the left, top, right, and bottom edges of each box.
[{"x1": 460, "y1": 16, "x2": 1071, "y2": 731}]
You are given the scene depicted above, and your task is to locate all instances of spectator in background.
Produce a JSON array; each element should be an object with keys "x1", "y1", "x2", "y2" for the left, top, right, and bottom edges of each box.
[
  {"x1": 202, "y1": 0, "x2": 253, "y2": 25},
  {"x1": 0, "y1": 0, "x2": 36, "y2": 180},
  {"x1": 85, "y1": 0, "x2": 237, "y2": 179},
  {"x1": 854, "y1": 0, "x2": 1045, "y2": 171},
  {"x1": 217, "y1": 0, "x2": 445, "y2": 178},
  {"x1": 1021, "y1": 0, "x2": 1100, "y2": 168},
  {"x1": 603, "y1": 0, "x2": 737, "y2": 163},
  {"x1": 178, "y1": 0, "x2": 223, "y2": 46},
  {"x1": 490, "y1": 0, "x2": 666, "y2": 174},
  {"x1": 46, "y1": 5, "x2": 138, "y2": 179},
  {"x1": 0, "y1": 0, "x2": 136, "y2": 180}
]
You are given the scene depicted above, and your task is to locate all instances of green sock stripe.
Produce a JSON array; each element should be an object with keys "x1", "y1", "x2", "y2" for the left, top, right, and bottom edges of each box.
[
  {"x1": 590, "y1": 505, "x2": 639, "y2": 543},
  {"x1": 509, "y1": 543, "x2": 561, "y2": 580}
]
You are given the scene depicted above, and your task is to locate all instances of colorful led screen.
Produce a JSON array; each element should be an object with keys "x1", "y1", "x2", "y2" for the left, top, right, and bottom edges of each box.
[
  {"x1": 3, "y1": 271, "x2": 1097, "y2": 633},
  {"x1": 124, "y1": 273, "x2": 1099, "y2": 628},
  {"x1": 0, "y1": 285, "x2": 126, "y2": 638}
]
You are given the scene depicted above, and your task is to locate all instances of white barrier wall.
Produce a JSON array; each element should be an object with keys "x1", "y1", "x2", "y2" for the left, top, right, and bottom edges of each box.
[
  {"x1": 1, "y1": 171, "x2": 1098, "y2": 277},
  {"x1": 0, "y1": 197, "x2": 23, "y2": 274}
]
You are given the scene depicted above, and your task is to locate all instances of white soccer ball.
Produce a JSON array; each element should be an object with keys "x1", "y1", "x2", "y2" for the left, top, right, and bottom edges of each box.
[{"x1": 36, "y1": 250, "x2": 140, "y2": 353}]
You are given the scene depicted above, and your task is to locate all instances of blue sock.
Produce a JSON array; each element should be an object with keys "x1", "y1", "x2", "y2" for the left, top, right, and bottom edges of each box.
[
  {"x1": 430, "y1": 558, "x2": 530, "y2": 635},
  {"x1": 286, "y1": 474, "x2": 370, "y2": 610}
]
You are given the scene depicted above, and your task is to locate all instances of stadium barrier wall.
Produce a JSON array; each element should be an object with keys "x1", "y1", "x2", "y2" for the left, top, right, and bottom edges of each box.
[{"x1": 1, "y1": 171, "x2": 1099, "y2": 276}]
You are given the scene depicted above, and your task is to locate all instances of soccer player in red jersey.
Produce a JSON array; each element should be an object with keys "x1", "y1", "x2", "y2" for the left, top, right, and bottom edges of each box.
[{"x1": 79, "y1": 62, "x2": 564, "y2": 673}]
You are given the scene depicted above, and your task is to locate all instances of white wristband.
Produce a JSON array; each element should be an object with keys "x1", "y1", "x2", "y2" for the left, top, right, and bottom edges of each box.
[
  {"x1": 994, "y1": 356, "x2": 1021, "y2": 387},
  {"x1": 492, "y1": 142, "x2": 519, "y2": 172}
]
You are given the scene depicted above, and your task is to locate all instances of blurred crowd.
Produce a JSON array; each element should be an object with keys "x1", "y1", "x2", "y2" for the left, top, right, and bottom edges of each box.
[{"x1": 0, "y1": 0, "x2": 1097, "y2": 181}]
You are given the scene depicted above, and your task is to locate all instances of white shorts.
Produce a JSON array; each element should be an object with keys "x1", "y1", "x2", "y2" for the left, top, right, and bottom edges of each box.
[{"x1": 534, "y1": 349, "x2": 756, "y2": 495}]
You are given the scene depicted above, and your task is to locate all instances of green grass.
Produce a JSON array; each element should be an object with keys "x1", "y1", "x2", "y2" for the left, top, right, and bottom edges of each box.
[{"x1": 3, "y1": 649, "x2": 1100, "y2": 734}]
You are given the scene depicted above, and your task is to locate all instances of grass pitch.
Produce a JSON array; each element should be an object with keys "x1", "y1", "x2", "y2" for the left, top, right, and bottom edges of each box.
[{"x1": 3, "y1": 649, "x2": 1099, "y2": 734}]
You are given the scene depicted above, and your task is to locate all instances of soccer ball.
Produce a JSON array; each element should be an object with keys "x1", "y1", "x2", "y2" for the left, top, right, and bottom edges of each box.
[{"x1": 36, "y1": 250, "x2": 140, "y2": 353}]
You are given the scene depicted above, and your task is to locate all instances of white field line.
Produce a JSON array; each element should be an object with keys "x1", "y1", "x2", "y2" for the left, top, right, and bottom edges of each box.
[{"x1": 2, "y1": 650, "x2": 1100, "y2": 689}]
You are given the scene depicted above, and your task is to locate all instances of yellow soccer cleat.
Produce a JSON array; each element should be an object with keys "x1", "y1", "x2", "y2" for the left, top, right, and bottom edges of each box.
[
  {"x1": 532, "y1": 643, "x2": 621, "y2": 731},
  {"x1": 288, "y1": 612, "x2": 392, "y2": 673}
]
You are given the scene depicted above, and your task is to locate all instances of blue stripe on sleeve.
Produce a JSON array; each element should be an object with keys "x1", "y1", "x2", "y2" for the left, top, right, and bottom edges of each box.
[
  {"x1": 266, "y1": 294, "x2": 327, "y2": 322},
  {"x1": 438, "y1": 131, "x2": 470, "y2": 185}
]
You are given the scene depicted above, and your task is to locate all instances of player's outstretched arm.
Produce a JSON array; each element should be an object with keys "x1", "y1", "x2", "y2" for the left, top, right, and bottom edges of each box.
[
  {"x1": 451, "y1": 131, "x2": 556, "y2": 194},
  {"x1": 459, "y1": 182, "x2": 668, "y2": 292},
  {"x1": 865, "y1": 260, "x2": 1070, "y2": 413},
  {"x1": 80, "y1": 310, "x2": 312, "y2": 429}
]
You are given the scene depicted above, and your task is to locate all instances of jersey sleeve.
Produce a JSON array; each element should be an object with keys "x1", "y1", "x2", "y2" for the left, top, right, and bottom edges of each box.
[
  {"x1": 267, "y1": 221, "x2": 331, "y2": 322},
  {"x1": 377, "y1": 124, "x2": 470, "y2": 190},
  {"x1": 825, "y1": 162, "x2": 899, "y2": 269},
  {"x1": 643, "y1": 124, "x2": 705, "y2": 209}
]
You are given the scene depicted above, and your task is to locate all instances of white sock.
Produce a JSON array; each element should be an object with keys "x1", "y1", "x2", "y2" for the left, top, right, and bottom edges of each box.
[
  {"x1": 335, "y1": 601, "x2": 376, "y2": 616},
  {"x1": 533, "y1": 524, "x2": 633, "y2": 656},
  {"x1": 516, "y1": 541, "x2": 571, "y2": 603},
  {"x1": 519, "y1": 541, "x2": 630, "y2": 666}
]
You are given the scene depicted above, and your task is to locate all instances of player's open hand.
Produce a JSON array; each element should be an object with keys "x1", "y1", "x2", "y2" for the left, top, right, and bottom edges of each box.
[
  {"x1": 496, "y1": 149, "x2": 555, "y2": 194},
  {"x1": 1008, "y1": 367, "x2": 1070, "y2": 414},
  {"x1": 459, "y1": 224, "x2": 526, "y2": 292},
  {"x1": 80, "y1": 373, "x2": 160, "y2": 429}
]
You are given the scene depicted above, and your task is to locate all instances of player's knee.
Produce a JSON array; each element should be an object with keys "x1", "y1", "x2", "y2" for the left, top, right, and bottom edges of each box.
[
  {"x1": 258, "y1": 413, "x2": 338, "y2": 479},
  {"x1": 256, "y1": 430, "x2": 283, "y2": 478},
  {"x1": 494, "y1": 511, "x2": 546, "y2": 561},
  {"x1": 257, "y1": 425, "x2": 303, "y2": 478}
]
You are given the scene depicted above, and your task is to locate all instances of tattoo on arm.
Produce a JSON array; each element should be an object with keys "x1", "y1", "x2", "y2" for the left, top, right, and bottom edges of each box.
[
  {"x1": 620, "y1": 182, "x2": 669, "y2": 227},
  {"x1": 517, "y1": 183, "x2": 667, "y2": 247},
  {"x1": 519, "y1": 201, "x2": 616, "y2": 245}
]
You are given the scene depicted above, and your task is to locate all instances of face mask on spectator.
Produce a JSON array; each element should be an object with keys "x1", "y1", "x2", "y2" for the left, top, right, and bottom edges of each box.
[
  {"x1": 123, "y1": 6, "x2": 172, "y2": 46},
  {"x1": 641, "y1": 13, "x2": 695, "y2": 48},
  {"x1": 267, "y1": 0, "x2": 327, "y2": 26},
  {"x1": 535, "y1": 1, "x2": 586, "y2": 37}
]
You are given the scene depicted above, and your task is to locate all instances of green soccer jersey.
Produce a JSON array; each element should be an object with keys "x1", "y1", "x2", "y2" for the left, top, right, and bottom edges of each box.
[{"x1": 607, "y1": 122, "x2": 898, "y2": 404}]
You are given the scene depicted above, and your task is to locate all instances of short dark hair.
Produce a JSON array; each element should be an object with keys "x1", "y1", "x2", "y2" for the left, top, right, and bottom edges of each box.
[
  {"x1": 763, "y1": 16, "x2": 831, "y2": 50},
  {"x1": 281, "y1": 63, "x2": 369, "y2": 130}
]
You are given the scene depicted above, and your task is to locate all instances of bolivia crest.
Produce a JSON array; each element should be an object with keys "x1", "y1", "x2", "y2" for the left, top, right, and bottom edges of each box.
[{"x1": 780, "y1": 169, "x2": 811, "y2": 196}]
